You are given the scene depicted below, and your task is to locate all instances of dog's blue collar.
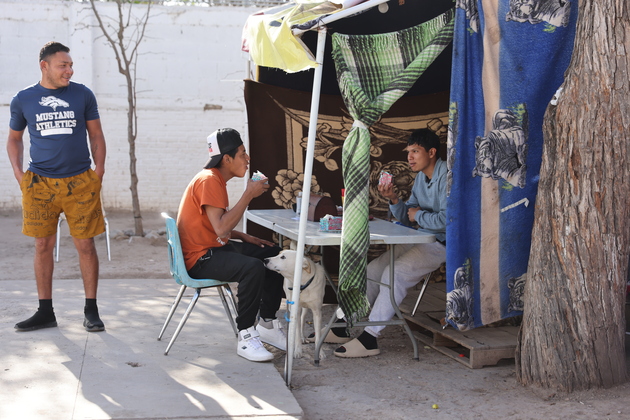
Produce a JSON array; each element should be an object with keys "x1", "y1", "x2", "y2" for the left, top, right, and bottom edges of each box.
[{"x1": 287, "y1": 272, "x2": 316, "y2": 291}]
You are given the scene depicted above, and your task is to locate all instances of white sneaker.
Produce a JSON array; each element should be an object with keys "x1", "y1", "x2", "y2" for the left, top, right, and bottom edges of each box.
[
  {"x1": 237, "y1": 327, "x2": 274, "y2": 362},
  {"x1": 256, "y1": 318, "x2": 287, "y2": 351}
]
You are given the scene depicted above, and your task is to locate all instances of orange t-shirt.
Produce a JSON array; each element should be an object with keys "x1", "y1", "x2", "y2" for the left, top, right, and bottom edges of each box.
[{"x1": 177, "y1": 168, "x2": 231, "y2": 270}]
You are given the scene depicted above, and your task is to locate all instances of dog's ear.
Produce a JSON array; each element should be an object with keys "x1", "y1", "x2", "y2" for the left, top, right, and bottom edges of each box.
[{"x1": 303, "y1": 257, "x2": 312, "y2": 274}]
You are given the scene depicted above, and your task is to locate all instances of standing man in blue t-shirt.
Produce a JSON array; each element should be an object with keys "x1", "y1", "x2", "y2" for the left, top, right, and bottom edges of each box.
[{"x1": 6, "y1": 41, "x2": 107, "y2": 332}]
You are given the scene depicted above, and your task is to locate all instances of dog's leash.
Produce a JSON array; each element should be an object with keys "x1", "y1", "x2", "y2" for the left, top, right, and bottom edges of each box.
[
  {"x1": 285, "y1": 272, "x2": 316, "y2": 322},
  {"x1": 287, "y1": 272, "x2": 316, "y2": 291}
]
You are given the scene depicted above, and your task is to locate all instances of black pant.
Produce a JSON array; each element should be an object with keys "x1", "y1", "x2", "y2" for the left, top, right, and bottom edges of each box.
[{"x1": 188, "y1": 241, "x2": 284, "y2": 331}]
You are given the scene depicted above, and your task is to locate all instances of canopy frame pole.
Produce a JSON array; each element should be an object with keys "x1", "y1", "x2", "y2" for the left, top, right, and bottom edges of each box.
[
  {"x1": 285, "y1": 26, "x2": 327, "y2": 387},
  {"x1": 292, "y1": 0, "x2": 390, "y2": 36}
]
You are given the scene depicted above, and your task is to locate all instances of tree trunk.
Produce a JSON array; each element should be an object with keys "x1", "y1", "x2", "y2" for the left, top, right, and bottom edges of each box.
[
  {"x1": 126, "y1": 72, "x2": 143, "y2": 237},
  {"x1": 516, "y1": 0, "x2": 630, "y2": 391}
]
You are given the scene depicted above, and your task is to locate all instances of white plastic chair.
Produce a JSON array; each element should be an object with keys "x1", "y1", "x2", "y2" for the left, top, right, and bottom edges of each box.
[{"x1": 55, "y1": 192, "x2": 111, "y2": 262}]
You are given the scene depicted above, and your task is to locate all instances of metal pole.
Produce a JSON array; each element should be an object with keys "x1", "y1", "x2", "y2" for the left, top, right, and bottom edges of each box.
[
  {"x1": 291, "y1": 0, "x2": 391, "y2": 36},
  {"x1": 285, "y1": 26, "x2": 327, "y2": 387}
]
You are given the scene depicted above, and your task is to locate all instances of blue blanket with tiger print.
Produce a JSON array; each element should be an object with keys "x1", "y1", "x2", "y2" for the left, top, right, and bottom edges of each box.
[{"x1": 445, "y1": 0, "x2": 577, "y2": 330}]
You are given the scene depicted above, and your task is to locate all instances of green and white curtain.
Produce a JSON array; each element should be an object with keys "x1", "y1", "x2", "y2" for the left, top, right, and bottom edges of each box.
[{"x1": 332, "y1": 8, "x2": 455, "y2": 322}]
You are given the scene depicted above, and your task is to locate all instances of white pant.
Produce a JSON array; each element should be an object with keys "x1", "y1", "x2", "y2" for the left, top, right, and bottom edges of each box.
[{"x1": 365, "y1": 242, "x2": 446, "y2": 337}]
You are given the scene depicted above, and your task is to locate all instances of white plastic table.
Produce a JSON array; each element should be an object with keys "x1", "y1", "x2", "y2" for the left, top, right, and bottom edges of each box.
[{"x1": 246, "y1": 209, "x2": 436, "y2": 364}]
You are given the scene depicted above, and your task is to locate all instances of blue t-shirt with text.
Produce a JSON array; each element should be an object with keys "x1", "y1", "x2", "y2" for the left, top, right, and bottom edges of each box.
[{"x1": 9, "y1": 81, "x2": 100, "y2": 178}]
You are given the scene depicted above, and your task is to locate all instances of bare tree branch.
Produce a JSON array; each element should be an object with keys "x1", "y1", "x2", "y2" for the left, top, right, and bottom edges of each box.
[{"x1": 90, "y1": 0, "x2": 152, "y2": 236}]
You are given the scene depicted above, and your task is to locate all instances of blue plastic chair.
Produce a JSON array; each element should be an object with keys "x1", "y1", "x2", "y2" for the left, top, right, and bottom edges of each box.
[{"x1": 158, "y1": 213, "x2": 238, "y2": 355}]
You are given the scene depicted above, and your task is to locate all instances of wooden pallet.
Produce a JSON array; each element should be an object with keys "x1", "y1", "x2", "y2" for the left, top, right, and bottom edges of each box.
[{"x1": 400, "y1": 283, "x2": 519, "y2": 369}]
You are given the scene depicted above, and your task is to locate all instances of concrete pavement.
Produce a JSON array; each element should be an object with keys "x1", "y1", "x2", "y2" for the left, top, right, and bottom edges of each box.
[{"x1": 0, "y1": 278, "x2": 302, "y2": 420}]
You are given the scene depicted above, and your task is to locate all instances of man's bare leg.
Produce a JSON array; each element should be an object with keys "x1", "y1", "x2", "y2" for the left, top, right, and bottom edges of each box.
[
  {"x1": 74, "y1": 237, "x2": 99, "y2": 298},
  {"x1": 14, "y1": 235, "x2": 57, "y2": 331},
  {"x1": 74, "y1": 237, "x2": 104, "y2": 332},
  {"x1": 35, "y1": 234, "x2": 56, "y2": 298}
]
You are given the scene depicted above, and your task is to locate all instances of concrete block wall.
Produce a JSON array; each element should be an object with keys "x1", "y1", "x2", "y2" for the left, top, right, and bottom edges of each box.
[{"x1": 0, "y1": 0, "x2": 257, "y2": 215}]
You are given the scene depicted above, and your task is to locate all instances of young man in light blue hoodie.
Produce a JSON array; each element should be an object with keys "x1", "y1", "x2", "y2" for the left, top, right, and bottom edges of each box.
[{"x1": 335, "y1": 128, "x2": 447, "y2": 358}]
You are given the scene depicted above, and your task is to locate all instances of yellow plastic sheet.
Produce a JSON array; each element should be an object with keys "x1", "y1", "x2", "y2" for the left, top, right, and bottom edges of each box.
[{"x1": 244, "y1": 0, "x2": 343, "y2": 73}]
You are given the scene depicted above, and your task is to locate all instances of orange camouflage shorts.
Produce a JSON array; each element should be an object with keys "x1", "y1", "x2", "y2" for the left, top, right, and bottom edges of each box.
[{"x1": 20, "y1": 169, "x2": 105, "y2": 239}]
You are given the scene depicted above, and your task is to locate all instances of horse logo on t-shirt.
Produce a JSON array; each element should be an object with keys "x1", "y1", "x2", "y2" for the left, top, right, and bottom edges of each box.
[{"x1": 39, "y1": 96, "x2": 70, "y2": 111}]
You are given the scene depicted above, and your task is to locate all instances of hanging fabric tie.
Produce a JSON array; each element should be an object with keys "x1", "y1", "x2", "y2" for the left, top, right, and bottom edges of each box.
[{"x1": 332, "y1": 8, "x2": 455, "y2": 323}]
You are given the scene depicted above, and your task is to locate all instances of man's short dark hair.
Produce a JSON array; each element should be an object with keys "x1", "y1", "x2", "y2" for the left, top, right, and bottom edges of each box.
[
  {"x1": 408, "y1": 128, "x2": 440, "y2": 155},
  {"x1": 39, "y1": 41, "x2": 70, "y2": 62},
  {"x1": 215, "y1": 147, "x2": 240, "y2": 168}
]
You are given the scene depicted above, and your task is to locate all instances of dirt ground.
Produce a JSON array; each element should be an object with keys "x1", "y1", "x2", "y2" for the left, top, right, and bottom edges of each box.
[{"x1": 2, "y1": 209, "x2": 629, "y2": 419}]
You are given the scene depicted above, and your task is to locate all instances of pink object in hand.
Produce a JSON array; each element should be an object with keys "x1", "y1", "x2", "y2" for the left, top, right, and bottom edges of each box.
[{"x1": 379, "y1": 171, "x2": 393, "y2": 186}]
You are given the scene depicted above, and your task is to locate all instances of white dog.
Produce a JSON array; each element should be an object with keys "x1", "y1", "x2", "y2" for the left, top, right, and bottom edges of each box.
[{"x1": 264, "y1": 250, "x2": 326, "y2": 359}]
